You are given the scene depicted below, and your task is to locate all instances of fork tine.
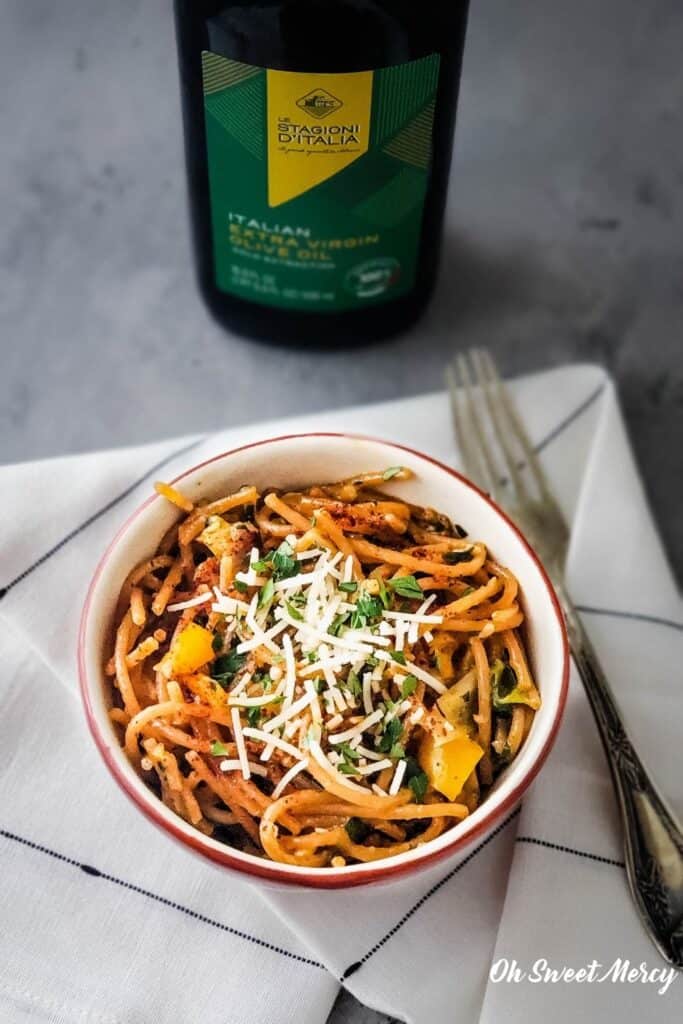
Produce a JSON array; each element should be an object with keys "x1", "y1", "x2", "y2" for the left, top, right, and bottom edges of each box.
[
  {"x1": 479, "y1": 348, "x2": 567, "y2": 521},
  {"x1": 448, "y1": 354, "x2": 504, "y2": 502},
  {"x1": 471, "y1": 348, "x2": 532, "y2": 509},
  {"x1": 446, "y1": 363, "x2": 485, "y2": 490}
]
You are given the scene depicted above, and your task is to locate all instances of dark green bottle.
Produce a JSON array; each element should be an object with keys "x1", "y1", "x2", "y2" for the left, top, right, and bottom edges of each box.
[{"x1": 174, "y1": 1, "x2": 470, "y2": 344}]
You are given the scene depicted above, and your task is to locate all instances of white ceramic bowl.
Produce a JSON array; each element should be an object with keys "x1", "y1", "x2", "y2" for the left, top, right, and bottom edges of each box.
[{"x1": 79, "y1": 433, "x2": 569, "y2": 889}]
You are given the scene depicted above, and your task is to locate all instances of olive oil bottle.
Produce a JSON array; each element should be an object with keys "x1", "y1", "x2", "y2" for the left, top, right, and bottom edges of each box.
[{"x1": 174, "y1": 1, "x2": 470, "y2": 344}]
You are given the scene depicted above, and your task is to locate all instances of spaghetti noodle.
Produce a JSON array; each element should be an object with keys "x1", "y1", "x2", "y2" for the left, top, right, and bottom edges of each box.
[{"x1": 106, "y1": 468, "x2": 540, "y2": 867}]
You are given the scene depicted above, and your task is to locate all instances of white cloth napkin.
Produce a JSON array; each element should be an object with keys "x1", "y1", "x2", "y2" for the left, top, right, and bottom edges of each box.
[{"x1": 0, "y1": 364, "x2": 680, "y2": 1024}]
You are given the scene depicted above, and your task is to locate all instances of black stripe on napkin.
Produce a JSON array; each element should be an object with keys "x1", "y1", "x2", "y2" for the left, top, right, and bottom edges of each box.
[
  {"x1": 341, "y1": 807, "x2": 522, "y2": 981},
  {"x1": 0, "y1": 827, "x2": 325, "y2": 970},
  {"x1": 534, "y1": 382, "x2": 605, "y2": 453},
  {"x1": 516, "y1": 835, "x2": 625, "y2": 868},
  {"x1": 0, "y1": 437, "x2": 204, "y2": 599}
]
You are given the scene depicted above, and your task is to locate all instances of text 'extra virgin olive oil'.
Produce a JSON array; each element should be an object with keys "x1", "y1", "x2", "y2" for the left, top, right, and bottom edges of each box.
[{"x1": 174, "y1": 1, "x2": 470, "y2": 345}]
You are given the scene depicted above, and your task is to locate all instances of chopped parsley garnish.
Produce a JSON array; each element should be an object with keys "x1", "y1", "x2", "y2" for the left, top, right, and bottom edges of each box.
[
  {"x1": 247, "y1": 706, "x2": 262, "y2": 728},
  {"x1": 443, "y1": 548, "x2": 473, "y2": 565},
  {"x1": 254, "y1": 540, "x2": 298, "y2": 582},
  {"x1": 377, "y1": 577, "x2": 390, "y2": 608},
  {"x1": 254, "y1": 671, "x2": 273, "y2": 691},
  {"x1": 390, "y1": 742, "x2": 405, "y2": 759},
  {"x1": 211, "y1": 632, "x2": 224, "y2": 654},
  {"x1": 382, "y1": 466, "x2": 403, "y2": 480},
  {"x1": 212, "y1": 649, "x2": 246, "y2": 689},
  {"x1": 387, "y1": 575, "x2": 424, "y2": 601},
  {"x1": 351, "y1": 592, "x2": 383, "y2": 629},
  {"x1": 346, "y1": 670, "x2": 362, "y2": 699},
  {"x1": 286, "y1": 600, "x2": 304, "y2": 621},
  {"x1": 408, "y1": 771, "x2": 428, "y2": 803},
  {"x1": 306, "y1": 651, "x2": 318, "y2": 663},
  {"x1": 338, "y1": 581, "x2": 358, "y2": 593},
  {"x1": 210, "y1": 740, "x2": 229, "y2": 757},
  {"x1": 365, "y1": 655, "x2": 379, "y2": 668},
  {"x1": 401, "y1": 675, "x2": 418, "y2": 698},
  {"x1": 337, "y1": 742, "x2": 360, "y2": 762},
  {"x1": 338, "y1": 761, "x2": 360, "y2": 776},
  {"x1": 390, "y1": 650, "x2": 407, "y2": 665},
  {"x1": 404, "y1": 757, "x2": 428, "y2": 803},
  {"x1": 377, "y1": 716, "x2": 402, "y2": 754},
  {"x1": 258, "y1": 577, "x2": 275, "y2": 607},
  {"x1": 312, "y1": 677, "x2": 326, "y2": 694},
  {"x1": 345, "y1": 817, "x2": 370, "y2": 843},
  {"x1": 233, "y1": 579, "x2": 248, "y2": 593},
  {"x1": 329, "y1": 611, "x2": 351, "y2": 636},
  {"x1": 270, "y1": 541, "x2": 298, "y2": 581}
]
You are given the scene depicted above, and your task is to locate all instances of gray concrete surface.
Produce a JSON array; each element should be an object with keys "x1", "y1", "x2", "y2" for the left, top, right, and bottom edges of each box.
[{"x1": 1, "y1": 1, "x2": 681, "y2": 1021}]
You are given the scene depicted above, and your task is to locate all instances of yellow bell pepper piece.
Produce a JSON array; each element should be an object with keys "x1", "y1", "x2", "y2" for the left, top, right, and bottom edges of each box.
[
  {"x1": 418, "y1": 733, "x2": 484, "y2": 801},
  {"x1": 166, "y1": 622, "x2": 215, "y2": 676}
]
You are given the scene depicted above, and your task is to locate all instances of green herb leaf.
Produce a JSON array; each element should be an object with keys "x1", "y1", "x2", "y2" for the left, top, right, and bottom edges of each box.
[
  {"x1": 443, "y1": 548, "x2": 473, "y2": 565},
  {"x1": 212, "y1": 649, "x2": 247, "y2": 689},
  {"x1": 390, "y1": 650, "x2": 407, "y2": 665},
  {"x1": 247, "y1": 706, "x2": 262, "y2": 728},
  {"x1": 306, "y1": 651, "x2": 318, "y2": 664},
  {"x1": 387, "y1": 575, "x2": 424, "y2": 601},
  {"x1": 233, "y1": 579, "x2": 248, "y2": 593},
  {"x1": 211, "y1": 632, "x2": 224, "y2": 654},
  {"x1": 270, "y1": 540, "x2": 297, "y2": 582},
  {"x1": 365, "y1": 655, "x2": 379, "y2": 668},
  {"x1": 259, "y1": 577, "x2": 275, "y2": 608},
  {"x1": 345, "y1": 817, "x2": 370, "y2": 843},
  {"x1": 382, "y1": 466, "x2": 403, "y2": 481},
  {"x1": 377, "y1": 716, "x2": 402, "y2": 754},
  {"x1": 337, "y1": 742, "x2": 361, "y2": 762},
  {"x1": 329, "y1": 611, "x2": 351, "y2": 636},
  {"x1": 346, "y1": 670, "x2": 362, "y2": 699},
  {"x1": 408, "y1": 771, "x2": 428, "y2": 803},
  {"x1": 377, "y1": 577, "x2": 390, "y2": 609},
  {"x1": 339, "y1": 581, "x2": 358, "y2": 594},
  {"x1": 210, "y1": 740, "x2": 229, "y2": 757},
  {"x1": 286, "y1": 600, "x2": 304, "y2": 621},
  {"x1": 351, "y1": 593, "x2": 383, "y2": 630},
  {"x1": 338, "y1": 762, "x2": 360, "y2": 776},
  {"x1": 312, "y1": 677, "x2": 326, "y2": 694},
  {"x1": 390, "y1": 742, "x2": 405, "y2": 759},
  {"x1": 401, "y1": 675, "x2": 418, "y2": 698}
]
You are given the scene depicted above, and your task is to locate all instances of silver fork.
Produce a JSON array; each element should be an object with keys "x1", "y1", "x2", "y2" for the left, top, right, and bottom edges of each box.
[{"x1": 446, "y1": 348, "x2": 683, "y2": 970}]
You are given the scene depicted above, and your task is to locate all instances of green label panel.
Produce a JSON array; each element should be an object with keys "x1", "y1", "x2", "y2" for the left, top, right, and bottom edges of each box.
[{"x1": 202, "y1": 51, "x2": 440, "y2": 312}]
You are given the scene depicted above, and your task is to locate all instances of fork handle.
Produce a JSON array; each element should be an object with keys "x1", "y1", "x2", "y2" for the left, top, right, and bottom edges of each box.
[{"x1": 558, "y1": 585, "x2": 683, "y2": 969}]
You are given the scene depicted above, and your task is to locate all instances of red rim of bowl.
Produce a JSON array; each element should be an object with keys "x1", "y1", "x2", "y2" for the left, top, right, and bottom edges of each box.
[{"x1": 78, "y1": 432, "x2": 570, "y2": 889}]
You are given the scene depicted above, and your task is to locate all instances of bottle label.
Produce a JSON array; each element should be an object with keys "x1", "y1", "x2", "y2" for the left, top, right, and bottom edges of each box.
[{"x1": 201, "y1": 51, "x2": 440, "y2": 312}]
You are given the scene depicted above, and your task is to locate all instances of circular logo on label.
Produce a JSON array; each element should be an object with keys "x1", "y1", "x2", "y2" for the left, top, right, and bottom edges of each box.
[{"x1": 345, "y1": 258, "x2": 401, "y2": 299}]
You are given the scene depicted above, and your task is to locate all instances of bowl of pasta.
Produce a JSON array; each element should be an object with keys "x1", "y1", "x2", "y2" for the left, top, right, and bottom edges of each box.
[{"x1": 79, "y1": 433, "x2": 569, "y2": 889}]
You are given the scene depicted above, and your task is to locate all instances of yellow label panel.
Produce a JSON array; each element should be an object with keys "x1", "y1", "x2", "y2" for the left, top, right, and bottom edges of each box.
[{"x1": 267, "y1": 69, "x2": 373, "y2": 207}]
